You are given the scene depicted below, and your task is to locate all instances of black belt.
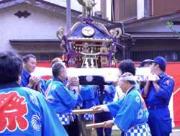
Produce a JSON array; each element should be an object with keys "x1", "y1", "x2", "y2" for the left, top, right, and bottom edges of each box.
[{"x1": 148, "y1": 105, "x2": 168, "y2": 110}]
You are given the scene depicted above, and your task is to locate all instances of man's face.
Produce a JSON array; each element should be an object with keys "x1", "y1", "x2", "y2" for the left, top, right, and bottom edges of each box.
[
  {"x1": 117, "y1": 70, "x2": 126, "y2": 92},
  {"x1": 59, "y1": 67, "x2": 68, "y2": 82},
  {"x1": 24, "y1": 57, "x2": 37, "y2": 73},
  {"x1": 118, "y1": 79, "x2": 128, "y2": 93}
]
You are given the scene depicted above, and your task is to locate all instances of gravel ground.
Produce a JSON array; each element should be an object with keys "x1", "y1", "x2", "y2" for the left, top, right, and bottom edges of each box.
[{"x1": 171, "y1": 129, "x2": 180, "y2": 136}]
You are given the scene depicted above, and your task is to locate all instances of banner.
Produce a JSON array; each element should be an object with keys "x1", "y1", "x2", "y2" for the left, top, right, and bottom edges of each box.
[{"x1": 166, "y1": 63, "x2": 180, "y2": 127}]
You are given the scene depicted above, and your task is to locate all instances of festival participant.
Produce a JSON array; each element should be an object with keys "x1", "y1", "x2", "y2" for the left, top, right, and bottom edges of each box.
[
  {"x1": 142, "y1": 56, "x2": 175, "y2": 136},
  {"x1": 88, "y1": 59, "x2": 148, "y2": 136},
  {"x1": 77, "y1": 84, "x2": 116, "y2": 136},
  {"x1": 21, "y1": 54, "x2": 46, "y2": 93},
  {"x1": 78, "y1": 85, "x2": 97, "y2": 136},
  {"x1": 0, "y1": 51, "x2": 67, "y2": 136},
  {"x1": 45, "y1": 57, "x2": 65, "y2": 89},
  {"x1": 94, "y1": 84, "x2": 116, "y2": 136},
  {"x1": 46, "y1": 61, "x2": 81, "y2": 136},
  {"x1": 21, "y1": 54, "x2": 39, "y2": 87},
  {"x1": 114, "y1": 59, "x2": 136, "y2": 101},
  {"x1": 92, "y1": 73, "x2": 151, "y2": 136}
]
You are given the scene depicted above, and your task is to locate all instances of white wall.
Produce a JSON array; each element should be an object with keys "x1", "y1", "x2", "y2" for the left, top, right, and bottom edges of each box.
[
  {"x1": 137, "y1": 0, "x2": 145, "y2": 19},
  {"x1": 0, "y1": 3, "x2": 70, "y2": 51}
]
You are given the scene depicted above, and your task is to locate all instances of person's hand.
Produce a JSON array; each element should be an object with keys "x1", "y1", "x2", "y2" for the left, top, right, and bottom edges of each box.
[
  {"x1": 68, "y1": 77, "x2": 79, "y2": 86},
  {"x1": 122, "y1": 72, "x2": 133, "y2": 76},
  {"x1": 150, "y1": 64, "x2": 159, "y2": 75},
  {"x1": 92, "y1": 105, "x2": 103, "y2": 111},
  {"x1": 67, "y1": 77, "x2": 80, "y2": 93},
  {"x1": 28, "y1": 76, "x2": 40, "y2": 88},
  {"x1": 104, "y1": 120, "x2": 114, "y2": 128},
  {"x1": 91, "y1": 105, "x2": 108, "y2": 113}
]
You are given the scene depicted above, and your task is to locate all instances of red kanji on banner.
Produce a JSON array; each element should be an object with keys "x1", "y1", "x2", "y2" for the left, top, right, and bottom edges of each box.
[{"x1": 0, "y1": 91, "x2": 29, "y2": 132}]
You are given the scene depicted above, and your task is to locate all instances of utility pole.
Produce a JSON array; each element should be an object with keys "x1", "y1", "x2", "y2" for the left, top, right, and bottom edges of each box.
[
  {"x1": 66, "y1": 0, "x2": 71, "y2": 33},
  {"x1": 111, "y1": 0, "x2": 115, "y2": 21}
]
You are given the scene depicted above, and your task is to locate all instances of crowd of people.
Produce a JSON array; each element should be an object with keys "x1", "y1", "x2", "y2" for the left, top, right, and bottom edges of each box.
[{"x1": 0, "y1": 51, "x2": 175, "y2": 136}]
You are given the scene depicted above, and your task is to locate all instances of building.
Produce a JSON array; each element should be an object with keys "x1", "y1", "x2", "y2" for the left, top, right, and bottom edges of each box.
[
  {"x1": 124, "y1": 12, "x2": 180, "y2": 61},
  {"x1": 110, "y1": 0, "x2": 180, "y2": 61},
  {"x1": 113, "y1": 0, "x2": 180, "y2": 21},
  {"x1": 0, "y1": 0, "x2": 112, "y2": 60}
]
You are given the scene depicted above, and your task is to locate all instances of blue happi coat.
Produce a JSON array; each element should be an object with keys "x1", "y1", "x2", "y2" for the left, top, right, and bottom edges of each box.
[
  {"x1": 107, "y1": 87, "x2": 149, "y2": 133},
  {"x1": 21, "y1": 69, "x2": 31, "y2": 87},
  {"x1": 46, "y1": 79, "x2": 79, "y2": 125},
  {"x1": 0, "y1": 82, "x2": 67, "y2": 136},
  {"x1": 20, "y1": 69, "x2": 47, "y2": 94},
  {"x1": 79, "y1": 85, "x2": 97, "y2": 121}
]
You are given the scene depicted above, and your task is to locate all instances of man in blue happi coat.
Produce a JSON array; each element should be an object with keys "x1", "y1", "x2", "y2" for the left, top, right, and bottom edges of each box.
[
  {"x1": 78, "y1": 85, "x2": 97, "y2": 136},
  {"x1": 94, "y1": 84, "x2": 116, "y2": 136},
  {"x1": 142, "y1": 56, "x2": 175, "y2": 136},
  {"x1": 93, "y1": 73, "x2": 151, "y2": 136},
  {"x1": 46, "y1": 61, "x2": 81, "y2": 136},
  {"x1": 92, "y1": 59, "x2": 151, "y2": 136},
  {"x1": 21, "y1": 54, "x2": 40, "y2": 88},
  {"x1": 21, "y1": 54, "x2": 47, "y2": 93},
  {"x1": 0, "y1": 51, "x2": 67, "y2": 136}
]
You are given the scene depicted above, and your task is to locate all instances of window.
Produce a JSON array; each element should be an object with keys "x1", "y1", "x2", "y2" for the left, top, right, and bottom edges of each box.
[{"x1": 131, "y1": 51, "x2": 179, "y2": 61}]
